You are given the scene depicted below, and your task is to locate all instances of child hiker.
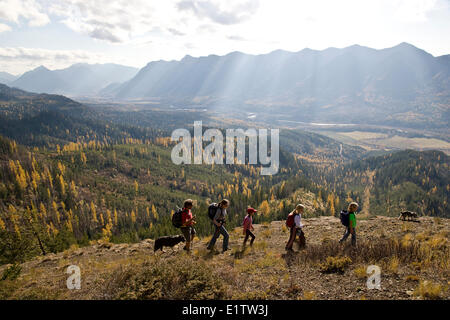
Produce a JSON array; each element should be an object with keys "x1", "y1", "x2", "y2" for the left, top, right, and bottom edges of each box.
[
  {"x1": 243, "y1": 207, "x2": 257, "y2": 247},
  {"x1": 285, "y1": 204, "x2": 305, "y2": 251},
  {"x1": 339, "y1": 202, "x2": 358, "y2": 246}
]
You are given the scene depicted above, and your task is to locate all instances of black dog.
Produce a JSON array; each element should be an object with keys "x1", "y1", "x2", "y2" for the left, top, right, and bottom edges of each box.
[{"x1": 154, "y1": 235, "x2": 185, "y2": 252}]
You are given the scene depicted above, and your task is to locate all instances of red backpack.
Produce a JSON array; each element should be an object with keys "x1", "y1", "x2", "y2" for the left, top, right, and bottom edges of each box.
[{"x1": 286, "y1": 212, "x2": 295, "y2": 228}]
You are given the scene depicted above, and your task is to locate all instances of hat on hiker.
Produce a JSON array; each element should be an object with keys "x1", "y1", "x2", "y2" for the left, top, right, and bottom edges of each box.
[{"x1": 247, "y1": 207, "x2": 257, "y2": 214}]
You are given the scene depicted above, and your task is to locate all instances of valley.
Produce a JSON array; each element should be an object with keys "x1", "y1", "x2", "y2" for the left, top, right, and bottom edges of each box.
[{"x1": 0, "y1": 41, "x2": 449, "y2": 301}]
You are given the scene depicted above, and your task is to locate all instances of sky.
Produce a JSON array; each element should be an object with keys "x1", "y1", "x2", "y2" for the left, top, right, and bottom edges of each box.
[{"x1": 0, "y1": 0, "x2": 449, "y2": 75}]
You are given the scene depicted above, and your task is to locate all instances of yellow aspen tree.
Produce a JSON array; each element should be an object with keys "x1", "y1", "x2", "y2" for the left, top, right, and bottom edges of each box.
[
  {"x1": 313, "y1": 199, "x2": 319, "y2": 210},
  {"x1": 80, "y1": 152, "x2": 87, "y2": 165},
  {"x1": 47, "y1": 169, "x2": 53, "y2": 189},
  {"x1": 32, "y1": 169, "x2": 40, "y2": 184},
  {"x1": 106, "y1": 209, "x2": 112, "y2": 225},
  {"x1": 49, "y1": 222, "x2": 58, "y2": 236},
  {"x1": 102, "y1": 222, "x2": 113, "y2": 241},
  {"x1": 70, "y1": 180, "x2": 77, "y2": 197},
  {"x1": 146, "y1": 207, "x2": 150, "y2": 218},
  {"x1": 99, "y1": 213, "x2": 104, "y2": 226},
  {"x1": 134, "y1": 180, "x2": 139, "y2": 194},
  {"x1": 52, "y1": 201, "x2": 60, "y2": 224},
  {"x1": 258, "y1": 200, "x2": 270, "y2": 217},
  {"x1": 9, "y1": 210, "x2": 20, "y2": 238},
  {"x1": 114, "y1": 208, "x2": 118, "y2": 226},
  {"x1": 152, "y1": 204, "x2": 158, "y2": 220},
  {"x1": 0, "y1": 217, "x2": 5, "y2": 230},
  {"x1": 9, "y1": 159, "x2": 16, "y2": 173},
  {"x1": 91, "y1": 201, "x2": 98, "y2": 223},
  {"x1": 8, "y1": 204, "x2": 17, "y2": 214},
  {"x1": 58, "y1": 174, "x2": 66, "y2": 196},
  {"x1": 15, "y1": 161, "x2": 27, "y2": 190},
  {"x1": 57, "y1": 161, "x2": 65, "y2": 175},
  {"x1": 131, "y1": 210, "x2": 136, "y2": 223},
  {"x1": 13, "y1": 219, "x2": 21, "y2": 238},
  {"x1": 329, "y1": 200, "x2": 335, "y2": 216},
  {"x1": 39, "y1": 203, "x2": 47, "y2": 218},
  {"x1": 66, "y1": 220, "x2": 73, "y2": 233}
]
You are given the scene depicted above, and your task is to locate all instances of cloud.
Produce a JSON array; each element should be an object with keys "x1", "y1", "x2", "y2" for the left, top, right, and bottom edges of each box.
[
  {"x1": 46, "y1": 0, "x2": 260, "y2": 43},
  {"x1": 89, "y1": 28, "x2": 122, "y2": 43},
  {"x1": 48, "y1": 0, "x2": 175, "y2": 43},
  {"x1": 226, "y1": 35, "x2": 247, "y2": 41},
  {"x1": 0, "y1": 23, "x2": 12, "y2": 33},
  {"x1": 176, "y1": 0, "x2": 260, "y2": 25},
  {"x1": 0, "y1": 47, "x2": 110, "y2": 74},
  {"x1": 0, "y1": 0, "x2": 50, "y2": 26},
  {"x1": 167, "y1": 28, "x2": 186, "y2": 36},
  {"x1": 390, "y1": 0, "x2": 441, "y2": 22}
]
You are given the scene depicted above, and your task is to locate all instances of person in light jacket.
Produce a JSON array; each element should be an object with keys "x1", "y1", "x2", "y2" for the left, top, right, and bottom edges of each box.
[{"x1": 286, "y1": 204, "x2": 305, "y2": 251}]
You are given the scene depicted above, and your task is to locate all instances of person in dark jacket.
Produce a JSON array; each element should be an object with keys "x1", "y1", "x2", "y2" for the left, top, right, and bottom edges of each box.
[{"x1": 207, "y1": 199, "x2": 230, "y2": 253}]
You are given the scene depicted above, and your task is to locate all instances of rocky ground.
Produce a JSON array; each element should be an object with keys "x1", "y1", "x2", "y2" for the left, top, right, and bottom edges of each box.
[{"x1": 0, "y1": 215, "x2": 449, "y2": 300}]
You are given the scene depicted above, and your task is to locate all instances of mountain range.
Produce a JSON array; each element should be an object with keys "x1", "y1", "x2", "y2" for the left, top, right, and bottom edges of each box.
[
  {"x1": 0, "y1": 71, "x2": 18, "y2": 84},
  {"x1": 2, "y1": 43, "x2": 449, "y2": 128},
  {"x1": 112, "y1": 42, "x2": 449, "y2": 128},
  {"x1": 9, "y1": 63, "x2": 138, "y2": 97}
]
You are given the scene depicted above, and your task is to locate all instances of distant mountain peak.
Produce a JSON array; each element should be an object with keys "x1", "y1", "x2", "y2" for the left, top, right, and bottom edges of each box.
[
  {"x1": 391, "y1": 42, "x2": 422, "y2": 51},
  {"x1": 182, "y1": 54, "x2": 194, "y2": 60},
  {"x1": 35, "y1": 65, "x2": 50, "y2": 71}
]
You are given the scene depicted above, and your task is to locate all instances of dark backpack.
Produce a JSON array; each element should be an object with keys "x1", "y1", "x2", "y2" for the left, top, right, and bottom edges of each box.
[
  {"x1": 172, "y1": 207, "x2": 184, "y2": 228},
  {"x1": 340, "y1": 210, "x2": 349, "y2": 227},
  {"x1": 208, "y1": 203, "x2": 219, "y2": 220}
]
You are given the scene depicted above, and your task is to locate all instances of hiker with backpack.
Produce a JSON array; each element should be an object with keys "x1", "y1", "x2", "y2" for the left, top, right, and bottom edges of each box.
[
  {"x1": 285, "y1": 204, "x2": 305, "y2": 251},
  {"x1": 243, "y1": 207, "x2": 257, "y2": 247},
  {"x1": 207, "y1": 199, "x2": 230, "y2": 253},
  {"x1": 339, "y1": 202, "x2": 358, "y2": 246},
  {"x1": 172, "y1": 199, "x2": 196, "y2": 251}
]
